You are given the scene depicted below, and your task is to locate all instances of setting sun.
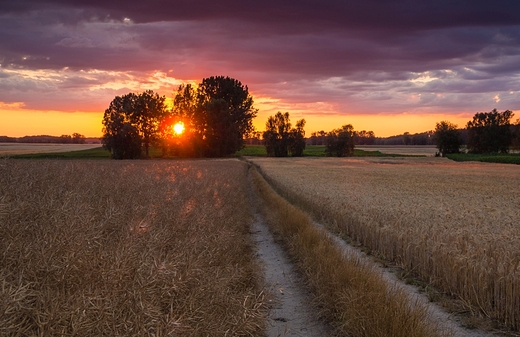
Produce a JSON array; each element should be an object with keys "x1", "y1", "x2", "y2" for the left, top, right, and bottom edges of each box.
[{"x1": 173, "y1": 122, "x2": 185, "y2": 135}]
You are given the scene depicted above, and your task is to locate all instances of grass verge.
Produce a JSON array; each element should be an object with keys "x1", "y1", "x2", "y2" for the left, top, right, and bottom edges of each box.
[
  {"x1": 249, "y1": 163, "x2": 450, "y2": 337},
  {"x1": 237, "y1": 145, "x2": 418, "y2": 157},
  {"x1": 6, "y1": 144, "x2": 422, "y2": 159},
  {"x1": 445, "y1": 152, "x2": 520, "y2": 164}
]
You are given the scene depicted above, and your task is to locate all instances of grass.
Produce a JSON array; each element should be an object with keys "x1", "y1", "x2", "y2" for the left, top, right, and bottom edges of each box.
[
  {"x1": 5, "y1": 144, "x2": 423, "y2": 159},
  {"x1": 0, "y1": 159, "x2": 266, "y2": 336},
  {"x1": 8, "y1": 146, "x2": 110, "y2": 159},
  {"x1": 250, "y1": 163, "x2": 449, "y2": 337},
  {"x1": 445, "y1": 152, "x2": 520, "y2": 164},
  {"x1": 237, "y1": 144, "x2": 419, "y2": 157},
  {"x1": 249, "y1": 156, "x2": 520, "y2": 333}
]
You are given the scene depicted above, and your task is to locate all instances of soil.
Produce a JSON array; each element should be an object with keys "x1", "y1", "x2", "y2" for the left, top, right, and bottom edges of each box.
[{"x1": 250, "y1": 215, "x2": 333, "y2": 336}]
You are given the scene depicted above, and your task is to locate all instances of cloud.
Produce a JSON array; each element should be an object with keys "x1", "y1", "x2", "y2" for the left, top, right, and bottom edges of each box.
[{"x1": 1, "y1": 0, "x2": 520, "y2": 132}]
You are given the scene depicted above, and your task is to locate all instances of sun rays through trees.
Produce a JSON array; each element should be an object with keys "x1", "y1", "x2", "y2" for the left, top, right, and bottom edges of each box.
[{"x1": 102, "y1": 76, "x2": 257, "y2": 159}]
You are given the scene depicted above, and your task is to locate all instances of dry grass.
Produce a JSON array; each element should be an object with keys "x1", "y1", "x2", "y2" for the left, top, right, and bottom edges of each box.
[
  {"x1": 249, "y1": 156, "x2": 520, "y2": 332},
  {"x1": 250, "y1": 164, "x2": 449, "y2": 337},
  {"x1": 0, "y1": 159, "x2": 266, "y2": 336}
]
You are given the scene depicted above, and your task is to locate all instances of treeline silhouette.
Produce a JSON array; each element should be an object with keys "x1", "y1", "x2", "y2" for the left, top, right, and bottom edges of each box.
[{"x1": 0, "y1": 134, "x2": 98, "y2": 144}]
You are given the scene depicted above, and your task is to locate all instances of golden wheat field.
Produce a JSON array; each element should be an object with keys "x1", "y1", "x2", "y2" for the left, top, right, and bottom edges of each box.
[
  {"x1": 0, "y1": 143, "x2": 101, "y2": 155},
  {"x1": 250, "y1": 156, "x2": 520, "y2": 331},
  {"x1": 0, "y1": 159, "x2": 265, "y2": 336}
]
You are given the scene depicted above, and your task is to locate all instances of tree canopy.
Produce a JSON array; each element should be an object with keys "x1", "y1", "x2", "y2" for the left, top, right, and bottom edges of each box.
[
  {"x1": 165, "y1": 77, "x2": 257, "y2": 157},
  {"x1": 325, "y1": 125, "x2": 355, "y2": 157},
  {"x1": 263, "y1": 112, "x2": 306, "y2": 157},
  {"x1": 433, "y1": 121, "x2": 462, "y2": 157},
  {"x1": 466, "y1": 109, "x2": 514, "y2": 153},
  {"x1": 102, "y1": 90, "x2": 167, "y2": 159},
  {"x1": 102, "y1": 77, "x2": 256, "y2": 159},
  {"x1": 193, "y1": 76, "x2": 257, "y2": 157}
]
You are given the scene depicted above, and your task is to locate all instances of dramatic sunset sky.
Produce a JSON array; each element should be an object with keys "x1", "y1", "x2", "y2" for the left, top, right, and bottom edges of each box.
[{"x1": 1, "y1": 0, "x2": 520, "y2": 137}]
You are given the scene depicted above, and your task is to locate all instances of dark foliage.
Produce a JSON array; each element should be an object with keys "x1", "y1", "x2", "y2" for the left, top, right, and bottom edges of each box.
[
  {"x1": 193, "y1": 76, "x2": 257, "y2": 157},
  {"x1": 102, "y1": 90, "x2": 167, "y2": 159},
  {"x1": 466, "y1": 109, "x2": 514, "y2": 153},
  {"x1": 263, "y1": 112, "x2": 306, "y2": 157},
  {"x1": 433, "y1": 121, "x2": 462, "y2": 156},
  {"x1": 102, "y1": 113, "x2": 142, "y2": 159},
  {"x1": 354, "y1": 130, "x2": 376, "y2": 145},
  {"x1": 325, "y1": 124, "x2": 355, "y2": 157}
]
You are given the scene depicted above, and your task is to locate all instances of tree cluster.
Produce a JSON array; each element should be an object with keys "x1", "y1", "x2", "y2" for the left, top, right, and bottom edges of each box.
[
  {"x1": 466, "y1": 109, "x2": 514, "y2": 153},
  {"x1": 325, "y1": 124, "x2": 355, "y2": 157},
  {"x1": 263, "y1": 112, "x2": 306, "y2": 157},
  {"x1": 309, "y1": 129, "x2": 375, "y2": 146},
  {"x1": 102, "y1": 91, "x2": 167, "y2": 159},
  {"x1": 434, "y1": 109, "x2": 517, "y2": 155},
  {"x1": 59, "y1": 133, "x2": 87, "y2": 144},
  {"x1": 354, "y1": 130, "x2": 376, "y2": 145},
  {"x1": 102, "y1": 76, "x2": 256, "y2": 159},
  {"x1": 433, "y1": 121, "x2": 463, "y2": 157}
]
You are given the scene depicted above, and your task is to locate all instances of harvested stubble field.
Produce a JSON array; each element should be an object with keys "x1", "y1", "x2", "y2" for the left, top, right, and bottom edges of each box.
[
  {"x1": 0, "y1": 159, "x2": 265, "y2": 336},
  {"x1": 249, "y1": 156, "x2": 520, "y2": 332}
]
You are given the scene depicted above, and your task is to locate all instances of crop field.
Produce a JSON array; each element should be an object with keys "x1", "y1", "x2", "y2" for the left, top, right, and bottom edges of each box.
[
  {"x1": 355, "y1": 145, "x2": 438, "y2": 156},
  {"x1": 249, "y1": 156, "x2": 520, "y2": 331},
  {"x1": 0, "y1": 143, "x2": 102, "y2": 156},
  {"x1": 0, "y1": 159, "x2": 265, "y2": 336}
]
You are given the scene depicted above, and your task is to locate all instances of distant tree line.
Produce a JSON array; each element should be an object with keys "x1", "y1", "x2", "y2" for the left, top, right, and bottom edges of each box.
[
  {"x1": 434, "y1": 109, "x2": 519, "y2": 156},
  {"x1": 308, "y1": 129, "x2": 376, "y2": 146},
  {"x1": 0, "y1": 134, "x2": 87, "y2": 144}
]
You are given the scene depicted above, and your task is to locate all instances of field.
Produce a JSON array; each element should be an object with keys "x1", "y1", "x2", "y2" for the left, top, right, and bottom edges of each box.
[
  {"x1": 0, "y1": 159, "x2": 265, "y2": 336},
  {"x1": 236, "y1": 144, "x2": 424, "y2": 157},
  {"x1": 0, "y1": 143, "x2": 102, "y2": 156},
  {"x1": 2, "y1": 155, "x2": 519, "y2": 336},
  {"x1": 249, "y1": 156, "x2": 520, "y2": 331},
  {"x1": 356, "y1": 145, "x2": 438, "y2": 156},
  {"x1": 446, "y1": 152, "x2": 520, "y2": 165}
]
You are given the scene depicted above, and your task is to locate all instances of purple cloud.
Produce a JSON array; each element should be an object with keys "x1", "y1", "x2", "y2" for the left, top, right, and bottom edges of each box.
[{"x1": 1, "y1": 0, "x2": 520, "y2": 131}]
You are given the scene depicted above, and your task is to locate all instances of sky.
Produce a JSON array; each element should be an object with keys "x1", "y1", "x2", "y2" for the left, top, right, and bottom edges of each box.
[{"x1": 1, "y1": 0, "x2": 520, "y2": 138}]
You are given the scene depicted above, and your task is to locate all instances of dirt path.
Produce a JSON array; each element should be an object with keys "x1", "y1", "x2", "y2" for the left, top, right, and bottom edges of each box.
[
  {"x1": 250, "y1": 215, "x2": 332, "y2": 336},
  {"x1": 248, "y1": 169, "x2": 509, "y2": 337}
]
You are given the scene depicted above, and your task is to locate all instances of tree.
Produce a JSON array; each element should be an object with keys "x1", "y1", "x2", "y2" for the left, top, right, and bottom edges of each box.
[
  {"x1": 289, "y1": 119, "x2": 306, "y2": 157},
  {"x1": 263, "y1": 112, "x2": 306, "y2": 157},
  {"x1": 102, "y1": 90, "x2": 167, "y2": 159},
  {"x1": 433, "y1": 121, "x2": 462, "y2": 157},
  {"x1": 134, "y1": 90, "x2": 169, "y2": 157},
  {"x1": 466, "y1": 109, "x2": 514, "y2": 153},
  {"x1": 354, "y1": 130, "x2": 375, "y2": 145},
  {"x1": 325, "y1": 124, "x2": 355, "y2": 157},
  {"x1": 72, "y1": 133, "x2": 86, "y2": 144},
  {"x1": 59, "y1": 135, "x2": 72, "y2": 144},
  {"x1": 403, "y1": 132, "x2": 412, "y2": 145},
  {"x1": 102, "y1": 106, "x2": 142, "y2": 159},
  {"x1": 512, "y1": 118, "x2": 520, "y2": 151},
  {"x1": 162, "y1": 84, "x2": 199, "y2": 157},
  {"x1": 193, "y1": 76, "x2": 257, "y2": 157}
]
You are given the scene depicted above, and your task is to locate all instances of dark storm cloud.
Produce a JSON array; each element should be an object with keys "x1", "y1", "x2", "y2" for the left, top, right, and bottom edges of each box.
[
  {"x1": 3, "y1": 0, "x2": 520, "y2": 29},
  {"x1": 1, "y1": 0, "x2": 520, "y2": 118}
]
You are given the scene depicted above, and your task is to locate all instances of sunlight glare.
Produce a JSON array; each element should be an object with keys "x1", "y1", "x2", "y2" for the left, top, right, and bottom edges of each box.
[{"x1": 173, "y1": 122, "x2": 185, "y2": 135}]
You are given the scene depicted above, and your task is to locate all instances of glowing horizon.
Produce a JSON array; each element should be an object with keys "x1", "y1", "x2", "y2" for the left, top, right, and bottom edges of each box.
[
  {"x1": 1, "y1": 2, "x2": 519, "y2": 141},
  {"x1": 0, "y1": 102, "x2": 477, "y2": 139}
]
